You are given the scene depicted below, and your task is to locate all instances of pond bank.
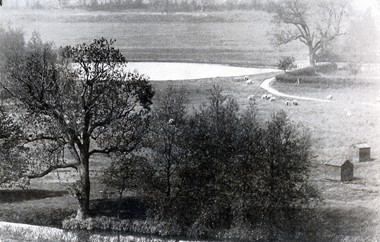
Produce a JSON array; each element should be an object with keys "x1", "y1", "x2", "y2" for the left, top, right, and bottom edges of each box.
[{"x1": 0, "y1": 221, "x2": 210, "y2": 242}]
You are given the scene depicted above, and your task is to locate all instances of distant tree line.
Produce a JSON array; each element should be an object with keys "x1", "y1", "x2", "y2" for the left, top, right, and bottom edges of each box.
[
  {"x1": 3, "y1": 0, "x2": 278, "y2": 12},
  {"x1": 82, "y1": 0, "x2": 278, "y2": 12}
]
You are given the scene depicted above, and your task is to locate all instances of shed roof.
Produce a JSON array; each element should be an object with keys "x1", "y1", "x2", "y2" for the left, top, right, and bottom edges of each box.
[
  {"x1": 324, "y1": 159, "x2": 352, "y2": 167},
  {"x1": 352, "y1": 143, "x2": 370, "y2": 149}
]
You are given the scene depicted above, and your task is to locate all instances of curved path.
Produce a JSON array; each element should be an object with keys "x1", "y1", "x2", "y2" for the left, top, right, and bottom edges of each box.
[
  {"x1": 259, "y1": 77, "x2": 332, "y2": 102},
  {"x1": 260, "y1": 77, "x2": 380, "y2": 108}
]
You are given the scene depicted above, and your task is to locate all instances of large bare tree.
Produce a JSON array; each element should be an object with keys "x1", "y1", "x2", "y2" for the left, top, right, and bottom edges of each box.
[
  {"x1": 271, "y1": 0, "x2": 348, "y2": 67},
  {"x1": 1, "y1": 33, "x2": 154, "y2": 218}
]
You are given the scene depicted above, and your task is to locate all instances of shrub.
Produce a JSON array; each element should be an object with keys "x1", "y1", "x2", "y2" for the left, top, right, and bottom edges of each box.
[
  {"x1": 288, "y1": 66, "x2": 316, "y2": 76},
  {"x1": 62, "y1": 215, "x2": 182, "y2": 237},
  {"x1": 275, "y1": 73, "x2": 356, "y2": 87},
  {"x1": 316, "y1": 63, "x2": 338, "y2": 74},
  {"x1": 277, "y1": 56, "x2": 296, "y2": 73},
  {"x1": 347, "y1": 62, "x2": 361, "y2": 76}
]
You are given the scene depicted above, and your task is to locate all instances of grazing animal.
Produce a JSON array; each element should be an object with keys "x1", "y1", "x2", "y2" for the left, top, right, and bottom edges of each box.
[
  {"x1": 327, "y1": 95, "x2": 333, "y2": 100},
  {"x1": 292, "y1": 100, "x2": 298, "y2": 106},
  {"x1": 285, "y1": 100, "x2": 290, "y2": 106},
  {"x1": 246, "y1": 79, "x2": 253, "y2": 84},
  {"x1": 247, "y1": 95, "x2": 255, "y2": 100},
  {"x1": 270, "y1": 97, "x2": 276, "y2": 101},
  {"x1": 261, "y1": 94, "x2": 267, "y2": 99}
]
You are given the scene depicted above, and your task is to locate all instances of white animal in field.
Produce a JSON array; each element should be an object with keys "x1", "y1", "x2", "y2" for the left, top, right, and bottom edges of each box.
[
  {"x1": 261, "y1": 94, "x2": 267, "y2": 99},
  {"x1": 285, "y1": 100, "x2": 290, "y2": 106},
  {"x1": 246, "y1": 79, "x2": 253, "y2": 84},
  {"x1": 244, "y1": 76, "x2": 249, "y2": 80},
  {"x1": 327, "y1": 95, "x2": 333, "y2": 100},
  {"x1": 168, "y1": 119, "x2": 175, "y2": 124},
  {"x1": 270, "y1": 97, "x2": 276, "y2": 101},
  {"x1": 247, "y1": 95, "x2": 255, "y2": 100},
  {"x1": 292, "y1": 100, "x2": 298, "y2": 106}
]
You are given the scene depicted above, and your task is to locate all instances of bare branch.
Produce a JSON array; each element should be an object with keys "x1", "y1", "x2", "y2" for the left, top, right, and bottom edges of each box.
[{"x1": 26, "y1": 162, "x2": 78, "y2": 179}]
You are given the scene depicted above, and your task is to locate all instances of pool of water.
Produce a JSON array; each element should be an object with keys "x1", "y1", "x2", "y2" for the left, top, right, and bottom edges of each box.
[{"x1": 127, "y1": 62, "x2": 278, "y2": 81}]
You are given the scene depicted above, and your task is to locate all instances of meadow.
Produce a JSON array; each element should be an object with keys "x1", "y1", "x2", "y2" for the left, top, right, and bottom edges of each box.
[
  {"x1": 0, "y1": 8, "x2": 379, "y2": 241},
  {"x1": 0, "y1": 9, "x2": 306, "y2": 67}
]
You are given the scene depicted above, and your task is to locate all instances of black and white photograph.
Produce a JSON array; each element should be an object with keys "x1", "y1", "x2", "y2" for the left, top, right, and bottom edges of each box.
[{"x1": 0, "y1": 0, "x2": 379, "y2": 241}]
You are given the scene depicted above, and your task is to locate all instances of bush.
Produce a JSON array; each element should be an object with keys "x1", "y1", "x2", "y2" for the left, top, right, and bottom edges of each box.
[
  {"x1": 277, "y1": 56, "x2": 296, "y2": 72},
  {"x1": 316, "y1": 63, "x2": 338, "y2": 74},
  {"x1": 347, "y1": 62, "x2": 361, "y2": 75},
  {"x1": 62, "y1": 215, "x2": 182, "y2": 237},
  {"x1": 288, "y1": 66, "x2": 316, "y2": 76},
  {"x1": 275, "y1": 73, "x2": 355, "y2": 86}
]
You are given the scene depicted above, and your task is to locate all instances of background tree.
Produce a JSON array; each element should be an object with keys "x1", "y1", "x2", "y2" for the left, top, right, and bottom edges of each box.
[
  {"x1": 1, "y1": 33, "x2": 154, "y2": 218},
  {"x1": 271, "y1": 0, "x2": 348, "y2": 67},
  {"x1": 277, "y1": 56, "x2": 296, "y2": 73},
  {"x1": 343, "y1": 9, "x2": 380, "y2": 64},
  {"x1": 141, "y1": 86, "x2": 189, "y2": 220}
]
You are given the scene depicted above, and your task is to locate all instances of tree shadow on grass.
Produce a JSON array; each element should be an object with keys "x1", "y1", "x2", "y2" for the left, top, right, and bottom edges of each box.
[
  {"x1": 90, "y1": 197, "x2": 147, "y2": 220},
  {"x1": 0, "y1": 189, "x2": 67, "y2": 203}
]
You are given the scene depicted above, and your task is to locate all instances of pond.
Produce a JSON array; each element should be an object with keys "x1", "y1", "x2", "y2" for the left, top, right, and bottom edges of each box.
[{"x1": 126, "y1": 62, "x2": 278, "y2": 81}]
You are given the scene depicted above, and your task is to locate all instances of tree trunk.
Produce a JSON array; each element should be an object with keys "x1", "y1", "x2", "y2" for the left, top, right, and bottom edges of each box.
[
  {"x1": 308, "y1": 45, "x2": 316, "y2": 68},
  {"x1": 76, "y1": 153, "x2": 91, "y2": 219}
]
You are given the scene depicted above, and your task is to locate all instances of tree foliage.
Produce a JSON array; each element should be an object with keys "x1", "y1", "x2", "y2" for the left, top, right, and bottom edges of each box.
[
  {"x1": 271, "y1": 0, "x2": 348, "y2": 67},
  {"x1": 0, "y1": 108, "x2": 25, "y2": 187},
  {"x1": 135, "y1": 86, "x2": 318, "y2": 239},
  {"x1": 0, "y1": 31, "x2": 154, "y2": 217},
  {"x1": 277, "y1": 56, "x2": 296, "y2": 72}
]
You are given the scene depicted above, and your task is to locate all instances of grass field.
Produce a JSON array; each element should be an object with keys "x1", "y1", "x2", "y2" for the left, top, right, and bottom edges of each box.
[
  {"x1": 1, "y1": 69, "x2": 379, "y2": 240},
  {"x1": 0, "y1": 9, "x2": 306, "y2": 67},
  {"x1": 0, "y1": 8, "x2": 379, "y2": 241}
]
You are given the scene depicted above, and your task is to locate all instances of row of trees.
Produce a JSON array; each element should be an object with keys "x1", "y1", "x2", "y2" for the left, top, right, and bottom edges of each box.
[
  {"x1": 3, "y1": 0, "x2": 276, "y2": 12},
  {"x1": 81, "y1": 0, "x2": 274, "y2": 12},
  {"x1": 103, "y1": 85, "x2": 318, "y2": 238},
  {"x1": 0, "y1": 27, "x2": 318, "y2": 239}
]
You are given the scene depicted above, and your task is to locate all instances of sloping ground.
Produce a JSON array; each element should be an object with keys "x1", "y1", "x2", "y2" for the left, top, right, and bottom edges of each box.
[{"x1": 261, "y1": 72, "x2": 380, "y2": 240}]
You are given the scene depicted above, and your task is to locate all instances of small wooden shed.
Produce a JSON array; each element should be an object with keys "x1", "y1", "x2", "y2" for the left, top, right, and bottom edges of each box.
[
  {"x1": 324, "y1": 159, "x2": 354, "y2": 181},
  {"x1": 350, "y1": 143, "x2": 371, "y2": 162}
]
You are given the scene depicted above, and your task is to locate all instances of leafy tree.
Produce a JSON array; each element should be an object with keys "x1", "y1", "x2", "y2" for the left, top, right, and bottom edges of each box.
[
  {"x1": 258, "y1": 111, "x2": 317, "y2": 239},
  {"x1": 139, "y1": 86, "x2": 318, "y2": 239},
  {"x1": 277, "y1": 56, "x2": 296, "y2": 73},
  {"x1": 1, "y1": 33, "x2": 154, "y2": 218},
  {"x1": 102, "y1": 154, "x2": 147, "y2": 219},
  {"x1": 141, "y1": 86, "x2": 189, "y2": 220},
  {"x1": 271, "y1": 0, "x2": 348, "y2": 67},
  {"x1": 0, "y1": 108, "x2": 25, "y2": 187}
]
